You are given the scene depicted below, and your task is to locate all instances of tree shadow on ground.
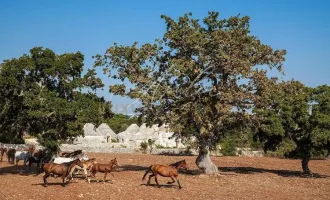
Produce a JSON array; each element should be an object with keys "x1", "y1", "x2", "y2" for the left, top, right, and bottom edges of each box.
[
  {"x1": 119, "y1": 164, "x2": 202, "y2": 175},
  {"x1": 31, "y1": 182, "x2": 78, "y2": 187},
  {"x1": 119, "y1": 164, "x2": 148, "y2": 172},
  {"x1": 0, "y1": 164, "x2": 41, "y2": 176},
  {"x1": 153, "y1": 152, "x2": 196, "y2": 157},
  {"x1": 218, "y1": 166, "x2": 329, "y2": 178}
]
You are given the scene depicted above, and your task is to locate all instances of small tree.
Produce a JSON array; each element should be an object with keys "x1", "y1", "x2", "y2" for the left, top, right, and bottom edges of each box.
[
  {"x1": 94, "y1": 12, "x2": 286, "y2": 174},
  {"x1": 254, "y1": 81, "x2": 330, "y2": 174}
]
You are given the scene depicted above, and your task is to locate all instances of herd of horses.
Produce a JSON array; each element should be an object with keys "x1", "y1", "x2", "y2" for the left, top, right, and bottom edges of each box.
[{"x1": 0, "y1": 147, "x2": 188, "y2": 189}]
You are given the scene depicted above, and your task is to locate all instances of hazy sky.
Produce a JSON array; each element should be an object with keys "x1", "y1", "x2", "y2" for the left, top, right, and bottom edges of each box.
[{"x1": 1, "y1": 0, "x2": 329, "y2": 114}]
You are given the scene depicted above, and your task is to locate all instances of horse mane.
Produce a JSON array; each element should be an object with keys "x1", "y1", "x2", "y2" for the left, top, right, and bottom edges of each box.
[{"x1": 169, "y1": 160, "x2": 185, "y2": 167}]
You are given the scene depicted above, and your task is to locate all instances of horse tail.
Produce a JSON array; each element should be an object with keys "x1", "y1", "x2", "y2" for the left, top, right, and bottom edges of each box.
[{"x1": 142, "y1": 165, "x2": 152, "y2": 181}]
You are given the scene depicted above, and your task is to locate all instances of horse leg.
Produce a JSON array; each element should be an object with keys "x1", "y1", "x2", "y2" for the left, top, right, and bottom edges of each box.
[
  {"x1": 147, "y1": 174, "x2": 154, "y2": 185},
  {"x1": 174, "y1": 176, "x2": 182, "y2": 189},
  {"x1": 37, "y1": 162, "x2": 41, "y2": 174},
  {"x1": 28, "y1": 161, "x2": 32, "y2": 173},
  {"x1": 167, "y1": 177, "x2": 175, "y2": 184},
  {"x1": 84, "y1": 168, "x2": 90, "y2": 183},
  {"x1": 91, "y1": 169, "x2": 97, "y2": 178},
  {"x1": 103, "y1": 171, "x2": 108, "y2": 183},
  {"x1": 154, "y1": 174, "x2": 161, "y2": 188},
  {"x1": 61, "y1": 173, "x2": 67, "y2": 187},
  {"x1": 43, "y1": 172, "x2": 50, "y2": 186}
]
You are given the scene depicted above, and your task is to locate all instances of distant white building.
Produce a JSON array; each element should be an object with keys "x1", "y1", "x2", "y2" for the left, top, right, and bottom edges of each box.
[
  {"x1": 73, "y1": 123, "x2": 116, "y2": 144},
  {"x1": 117, "y1": 123, "x2": 184, "y2": 148}
]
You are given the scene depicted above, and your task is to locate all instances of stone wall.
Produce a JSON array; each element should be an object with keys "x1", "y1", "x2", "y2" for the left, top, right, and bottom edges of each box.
[
  {"x1": 0, "y1": 143, "x2": 28, "y2": 151},
  {"x1": 60, "y1": 143, "x2": 136, "y2": 153}
]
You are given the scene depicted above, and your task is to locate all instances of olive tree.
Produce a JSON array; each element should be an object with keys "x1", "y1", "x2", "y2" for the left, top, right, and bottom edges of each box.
[{"x1": 94, "y1": 12, "x2": 286, "y2": 174}]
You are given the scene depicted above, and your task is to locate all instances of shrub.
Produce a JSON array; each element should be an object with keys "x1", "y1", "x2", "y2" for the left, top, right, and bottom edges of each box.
[
  {"x1": 220, "y1": 139, "x2": 237, "y2": 156},
  {"x1": 140, "y1": 141, "x2": 148, "y2": 154},
  {"x1": 111, "y1": 138, "x2": 119, "y2": 143},
  {"x1": 265, "y1": 138, "x2": 296, "y2": 158}
]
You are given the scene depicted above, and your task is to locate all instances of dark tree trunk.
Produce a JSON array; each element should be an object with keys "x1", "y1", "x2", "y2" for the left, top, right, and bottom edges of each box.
[
  {"x1": 195, "y1": 145, "x2": 218, "y2": 174},
  {"x1": 302, "y1": 154, "x2": 311, "y2": 174}
]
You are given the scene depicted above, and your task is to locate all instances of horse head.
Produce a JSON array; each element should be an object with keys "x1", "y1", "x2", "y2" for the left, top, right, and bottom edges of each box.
[
  {"x1": 171, "y1": 159, "x2": 188, "y2": 170},
  {"x1": 109, "y1": 158, "x2": 120, "y2": 167},
  {"x1": 179, "y1": 159, "x2": 188, "y2": 170}
]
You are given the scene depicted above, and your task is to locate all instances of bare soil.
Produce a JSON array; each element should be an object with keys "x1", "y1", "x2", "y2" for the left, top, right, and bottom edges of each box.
[{"x1": 1, "y1": 153, "x2": 330, "y2": 200}]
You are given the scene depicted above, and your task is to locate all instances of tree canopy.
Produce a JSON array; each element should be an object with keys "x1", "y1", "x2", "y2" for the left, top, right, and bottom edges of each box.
[
  {"x1": 94, "y1": 12, "x2": 286, "y2": 174},
  {"x1": 0, "y1": 47, "x2": 113, "y2": 152}
]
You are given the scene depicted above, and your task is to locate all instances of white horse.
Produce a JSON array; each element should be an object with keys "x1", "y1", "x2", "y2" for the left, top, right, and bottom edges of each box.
[
  {"x1": 52, "y1": 153, "x2": 89, "y2": 164},
  {"x1": 14, "y1": 151, "x2": 32, "y2": 166}
]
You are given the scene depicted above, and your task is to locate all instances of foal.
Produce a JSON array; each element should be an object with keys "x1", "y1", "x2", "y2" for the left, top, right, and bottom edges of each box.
[
  {"x1": 67, "y1": 158, "x2": 97, "y2": 183},
  {"x1": 90, "y1": 158, "x2": 120, "y2": 183},
  {"x1": 142, "y1": 159, "x2": 188, "y2": 189}
]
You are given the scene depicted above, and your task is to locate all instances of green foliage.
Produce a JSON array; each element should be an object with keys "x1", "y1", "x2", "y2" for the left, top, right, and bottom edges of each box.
[
  {"x1": 106, "y1": 114, "x2": 141, "y2": 133},
  {"x1": 265, "y1": 138, "x2": 297, "y2": 158},
  {"x1": 0, "y1": 47, "x2": 113, "y2": 152},
  {"x1": 220, "y1": 139, "x2": 237, "y2": 156}
]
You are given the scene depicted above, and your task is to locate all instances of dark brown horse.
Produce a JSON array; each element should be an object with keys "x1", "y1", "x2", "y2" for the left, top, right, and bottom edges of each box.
[
  {"x1": 59, "y1": 150, "x2": 82, "y2": 158},
  {"x1": 26, "y1": 149, "x2": 46, "y2": 173},
  {"x1": 90, "y1": 158, "x2": 119, "y2": 183},
  {"x1": 7, "y1": 149, "x2": 16, "y2": 164},
  {"x1": 0, "y1": 148, "x2": 7, "y2": 162},
  {"x1": 42, "y1": 159, "x2": 81, "y2": 187},
  {"x1": 27, "y1": 156, "x2": 42, "y2": 173},
  {"x1": 142, "y1": 159, "x2": 188, "y2": 189}
]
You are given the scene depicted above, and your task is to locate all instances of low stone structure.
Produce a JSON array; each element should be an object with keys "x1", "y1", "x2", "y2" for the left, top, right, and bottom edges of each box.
[
  {"x1": 116, "y1": 123, "x2": 184, "y2": 148},
  {"x1": 73, "y1": 123, "x2": 116, "y2": 144}
]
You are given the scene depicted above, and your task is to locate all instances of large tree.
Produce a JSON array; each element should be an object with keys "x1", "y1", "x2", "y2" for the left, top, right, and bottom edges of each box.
[
  {"x1": 94, "y1": 12, "x2": 286, "y2": 174},
  {"x1": 254, "y1": 81, "x2": 330, "y2": 174},
  {"x1": 0, "y1": 47, "x2": 113, "y2": 152}
]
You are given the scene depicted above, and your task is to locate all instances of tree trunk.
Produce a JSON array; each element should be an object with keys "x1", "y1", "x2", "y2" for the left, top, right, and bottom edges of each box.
[
  {"x1": 195, "y1": 146, "x2": 219, "y2": 174},
  {"x1": 302, "y1": 154, "x2": 311, "y2": 174}
]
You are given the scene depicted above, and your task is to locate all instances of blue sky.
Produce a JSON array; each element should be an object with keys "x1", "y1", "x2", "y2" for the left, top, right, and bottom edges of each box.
[{"x1": 1, "y1": 0, "x2": 329, "y2": 114}]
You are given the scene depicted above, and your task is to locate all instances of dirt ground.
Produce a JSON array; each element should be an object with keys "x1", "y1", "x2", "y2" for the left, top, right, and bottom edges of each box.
[{"x1": 0, "y1": 153, "x2": 330, "y2": 200}]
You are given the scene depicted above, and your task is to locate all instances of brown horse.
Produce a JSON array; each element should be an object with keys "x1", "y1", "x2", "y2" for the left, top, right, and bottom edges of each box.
[
  {"x1": 67, "y1": 158, "x2": 97, "y2": 183},
  {"x1": 42, "y1": 159, "x2": 82, "y2": 187},
  {"x1": 90, "y1": 158, "x2": 120, "y2": 183},
  {"x1": 142, "y1": 159, "x2": 188, "y2": 189},
  {"x1": 0, "y1": 148, "x2": 7, "y2": 162}
]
